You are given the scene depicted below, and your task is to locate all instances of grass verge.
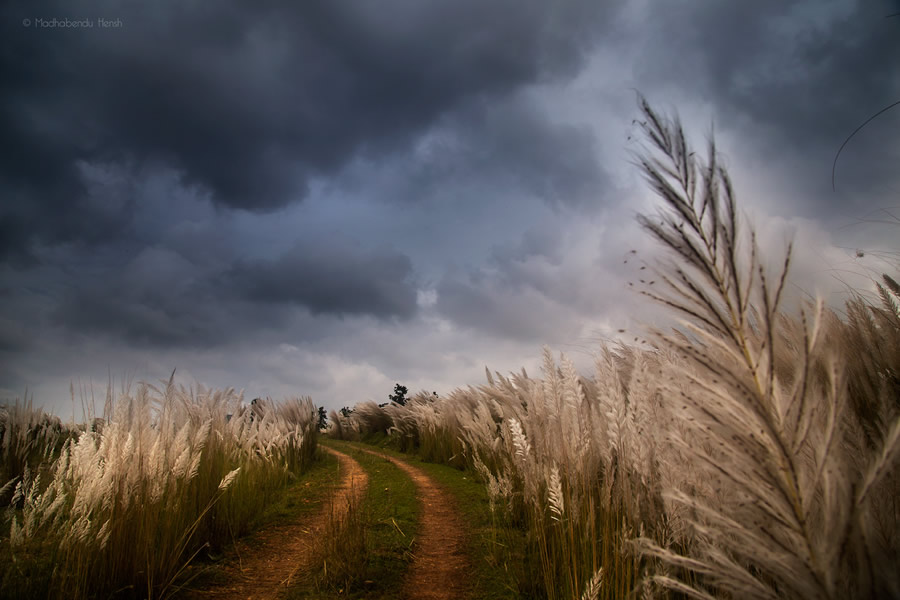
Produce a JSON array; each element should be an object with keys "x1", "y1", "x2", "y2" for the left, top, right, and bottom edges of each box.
[
  {"x1": 2, "y1": 391, "x2": 319, "y2": 600},
  {"x1": 172, "y1": 448, "x2": 340, "y2": 594},
  {"x1": 2, "y1": 448, "x2": 337, "y2": 600}
]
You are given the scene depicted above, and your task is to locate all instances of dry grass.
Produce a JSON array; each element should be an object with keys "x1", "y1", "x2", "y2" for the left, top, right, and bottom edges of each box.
[
  {"x1": 1, "y1": 378, "x2": 318, "y2": 599},
  {"x1": 306, "y1": 473, "x2": 369, "y2": 593},
  {"x1": 630, "y1": 97, "x2": 899, "y2": 600},
  {"x1": 0, "y1": 397, "x2": 75, "y2": 506},
  {"x1": 328, "y1": 99, "x2": 900, "y2": 599}
]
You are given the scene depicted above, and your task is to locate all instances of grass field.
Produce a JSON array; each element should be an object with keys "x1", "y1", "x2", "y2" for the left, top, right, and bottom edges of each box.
[
  {"x1": 2, "y1": 100, "x2": 898, "y2": 600},
  {"x1": 326, "y1": 101, "x2": 900, "y2": 600},
  {"x1": 1, "y1": 387, "x2": 319, "y2": 600}
]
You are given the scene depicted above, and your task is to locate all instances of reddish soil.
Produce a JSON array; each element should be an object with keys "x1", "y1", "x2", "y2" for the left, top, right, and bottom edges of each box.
[
  {"x1": 356, "y1": 447, "x2": 470, "y2": 600},
  {"x1": 181, "y1": 446, "x2": 368, "y2": 600}
]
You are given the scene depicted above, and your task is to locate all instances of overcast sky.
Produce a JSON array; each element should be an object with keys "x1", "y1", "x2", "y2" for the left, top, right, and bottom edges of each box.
[{"x1": 2, "y1": 0, "x2": 898, "y2": 416}]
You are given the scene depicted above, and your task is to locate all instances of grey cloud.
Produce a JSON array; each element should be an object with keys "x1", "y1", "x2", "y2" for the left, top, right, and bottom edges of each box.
[
  {"x1": 47, "y1": 236, "x2": 418, "y2": 347},
  {"x1": 54, "y1": 289, "x2": 222, "y2": 348},
  {"x1": 435, "y1": 227, "x2": 590, "y2": 342},
  {"x1": 388, "y1": 96, "x2": 610, "y2": 211},
  {"x1": 1, "y1": 0, "x2": 617, "y2": 260},
  {"x1": 227, "y1": 242, "x2": 418, "y2": 320},
  {"x1": 6, "y1": 0, "x2": 887, "y2": 420},
  {"x1": 433, "y1": 214, "x2": 661, "y2": 343},
  {"x1": 436, "y1": 276, "x2": 574, "y2": 342},
  {"x1": 636, "y1": 1, "x2": 900, "y2": 206},
  {"x1": 457, "y1": 98, "x2": 608, "y2": 210},
  {"x1": 51, "y1": 247, "x2": 232, "y2": 347},
  {"x1": 0, "y1": 316, "x2": 30, "y2": 354},
  {"x1": 490, "y1": 227, "x2": 567, "y2": 267}
]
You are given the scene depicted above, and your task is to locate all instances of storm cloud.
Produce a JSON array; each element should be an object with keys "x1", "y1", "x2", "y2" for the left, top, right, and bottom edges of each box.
[
  {"x1": 1, "y1": 0, "x2": 617, "y2": 259},
  {"x1": 226, "y1": 241, "x2": 418, "y2": 320},
  {"x1": 635, "y1": 0, "x2": 900, "y2": 210},
  {"x1": 1, "y1": 0, "x2": 896, "y2": 414},
  {"x1": 45, "y1": 238, "x2": 418, "y2": 351}
]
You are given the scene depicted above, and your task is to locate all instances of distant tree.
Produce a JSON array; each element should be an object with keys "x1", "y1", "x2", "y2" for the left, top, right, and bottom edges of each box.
[
  {"x1": 340, "y1": 406, "x2": 354, "y2": 417},
  {"x1": 317, "y1": 406, "x2": 328, "y2": 430},
  {"x1": 389, "y1": 383, "x2": 408, "y2": 406},
  {"x1": 249, "y1": 398, "x2": 263, "y2": 422}
]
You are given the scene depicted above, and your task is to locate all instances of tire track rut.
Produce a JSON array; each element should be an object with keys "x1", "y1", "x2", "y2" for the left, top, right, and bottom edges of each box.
[{"x1": 355, "y1": 447, "x2": 470, "y2": 600}]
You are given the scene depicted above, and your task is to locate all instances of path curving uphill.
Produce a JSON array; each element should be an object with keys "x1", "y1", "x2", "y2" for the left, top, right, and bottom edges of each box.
[
  {"x1": 356, "y1": 447, "x2": 470, "y2": 600},
  {"x1": 185, "y1": 446, "x2": 368, "y2": 600}
]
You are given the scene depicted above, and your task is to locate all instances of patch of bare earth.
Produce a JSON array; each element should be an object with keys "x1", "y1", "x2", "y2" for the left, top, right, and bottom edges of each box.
[
  {"x1": 181, "y1": 446, "x2": 367, "y2": 600},
  {"x1": 357, "y1": 448, "x2": 470, "y2": 600}
]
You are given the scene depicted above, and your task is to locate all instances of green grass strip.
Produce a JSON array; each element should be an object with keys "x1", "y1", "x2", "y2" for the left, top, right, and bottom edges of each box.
[
  {"x1": 287, "y1": 439, "x2": 419, "y2": 599},
  {"x1": 345, "y1": 438, "x2": 526, "y2": 599}
]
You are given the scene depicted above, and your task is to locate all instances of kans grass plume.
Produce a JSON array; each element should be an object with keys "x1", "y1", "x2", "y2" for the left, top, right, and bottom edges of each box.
[
  {"x1": 629, "y1": 96, "x2": 899, "y2": 600},
  {"x1": 327, "y1": 99, "x2": 899, "y2": 599},
  {"x1": 1, "y1": 377, "x2": 318, "y2": 600}
]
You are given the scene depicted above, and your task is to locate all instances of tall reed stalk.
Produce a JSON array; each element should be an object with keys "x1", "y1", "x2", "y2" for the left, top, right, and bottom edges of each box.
[
  {"x1": 328, "y1": 99, "x2": 899, "y2": 599},
  {"x1": 2, "y1": 378, "x2": 318, "y2": 599},
  {"x1": 629, "y1": 97, "x2": 899, "y2": 600},
  {"x1": 0, "y1": 397, "x2": 74, "y2": 506}
]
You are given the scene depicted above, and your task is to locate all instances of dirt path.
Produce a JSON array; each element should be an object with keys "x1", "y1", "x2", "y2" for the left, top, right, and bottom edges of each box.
[
  {"x1": 183, "y1": 446, "x2": 368, "y2": 600},
  {"x1": 356, "y1": 447, "x2": 470, "y2": 600}
]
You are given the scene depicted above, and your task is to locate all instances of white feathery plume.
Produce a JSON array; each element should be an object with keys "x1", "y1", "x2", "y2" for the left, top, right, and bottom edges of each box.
[
  {"x1": 547, "y1": 464, "x2": 565, "y2": 521},
  {"x1": 217, "y1": 467, "x2": 241, "y2": 492},
  {"x1": 508, "y1": 418, "x2": 530, "y2": 463},
  {"x1": 580, "y1": 568, "x2": 603, "y2": 600}
]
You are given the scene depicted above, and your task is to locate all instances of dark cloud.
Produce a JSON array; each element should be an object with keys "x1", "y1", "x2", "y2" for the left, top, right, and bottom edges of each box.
[
  {"x1": 227, "y1": 242, "x2": 418, "y2": 320},
  {"x1": 54, "y1": 288, "x2": 222, "y2": 348},
  {"x1": 47, "y1": 238, "x2": 418, "y2": 347},
  {"x1": 490, "y1": 226, "x2": 567, "y2": 266},
  {"x1": 413, "y1": 97, "x2": 609, "y2": 210},
  {"x1": 335, "y1": 93, "x2": 611, "y2": 217},
  {"x1": 637, "y1": 0, "x2": 900, "y2": 208},
  {"x1": 436, "y1": 276, "x2": 566, "y2": 342},
  {"x1": 1, "y1": 0, "x2": 616, "y2": 260},
  {"x1": 432, "y1": 213, "x2": 663, "y2": 344},
  {"x1": 0, "y1": 316, "x2": 30, "y2": 353},
  {"x1": 435, "y1": 226, "x2": 590, "y2": 342},
  {"x1": 50, "y1": 247, "x2": 232, "y2": 347},
  {"x1": 4, "y1": 0, "x2": 893, "y2": 415}
]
